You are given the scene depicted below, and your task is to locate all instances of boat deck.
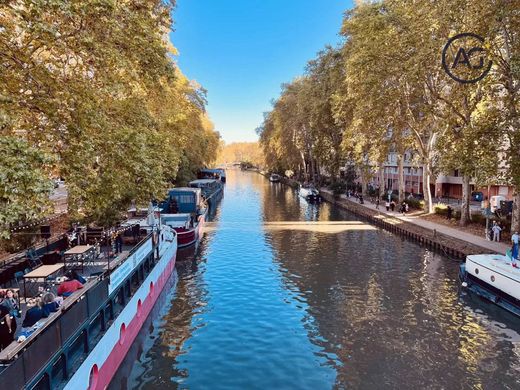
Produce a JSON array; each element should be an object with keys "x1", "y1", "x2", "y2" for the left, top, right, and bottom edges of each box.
[{"x1": 467, "y1": 254, "x2": 520, "y2": 282}]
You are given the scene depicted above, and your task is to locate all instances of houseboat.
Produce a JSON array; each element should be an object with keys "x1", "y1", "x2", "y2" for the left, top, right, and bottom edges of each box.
[
  {"x1": 0, "y1": 212, "x2": 178, "y2": 389},
  {"x1": 189, "y1": 179, "x2": 224, "y2": 206},
  {"x1": 459, "y1": 253, "x2": 520, "y2": 317},
  {"x1": 198, "y1": 168, "x2": 226, "y2": 183},
  {"x1": 299, "y1": 184, "x2": 321, "y2": 202},
  {"x1": 269, "y1": 173, "x2": 281, "y2": 183},
  {"x1": 160, "y1": 187, "x2": 207, "y2": 249}
]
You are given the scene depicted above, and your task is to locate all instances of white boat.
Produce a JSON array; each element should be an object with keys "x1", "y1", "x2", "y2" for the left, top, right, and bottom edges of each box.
[
  {"x1": 269, "y1": 173, "x2": 281, "y2": 183},
  {"x1": 459, "y1": 253, "x2": 520, "y2": 316},
  {"x1": 299, "y1": 185, "x2": 321, "y2": 202}
]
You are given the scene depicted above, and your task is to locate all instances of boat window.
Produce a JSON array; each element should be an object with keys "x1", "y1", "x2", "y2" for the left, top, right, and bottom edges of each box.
[
  {"x1": 67, "y1": 330, "x2": 88, "y2": 367},
  {"x1": 475, "y1": 268, "x2": 479, "y2": 274},
  {"x1": 50, "y1": 354, "x2": 66, "y2": 387},
  {"x1": 137, "y1": 299, "x2": 142, "y2": 317},
  {"x1": 119, "y1": 323, "x2": 126, "y2": 345},
  {"x1": 125, "y1": 280, "x2": 132, "y2": 298},
  {"x1": 113, "y1": 288, "x2": 125, "y2": 317},
  {"x1": 490, "y1": 275, "x2": 495, "y2": 282},
  {"x1": 131, "y1": 271, "x2": 140, "y2": 295},
  {"x1": 88, "y1": 312, "x2": 104, "y2": 346},
  {"x1": 88, "y1": 364, "x2": 99, "y2": 390},
  {"x1": 31, "y1": 372, "x2": 50, "y2": 390}
]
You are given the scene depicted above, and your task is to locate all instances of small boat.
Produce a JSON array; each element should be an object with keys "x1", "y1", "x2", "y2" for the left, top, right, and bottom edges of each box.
[
  {"x1": 269, "y1": 173, "x2": 281, "y2": 183},
  {"x1": 459, "y1": 253, "x2": 520, "y2": 317},
  {"x1": 160, "y1": 188, "x2": 207, "y2": 249},
  {"x1": 299, "y1": 184, "x2": 321, "y2": 202}
]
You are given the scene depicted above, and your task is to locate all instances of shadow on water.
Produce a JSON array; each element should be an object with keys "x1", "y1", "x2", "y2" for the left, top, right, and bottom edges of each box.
[{"x1": 112, "y1": 170, "x2": 520, "y2": 390}]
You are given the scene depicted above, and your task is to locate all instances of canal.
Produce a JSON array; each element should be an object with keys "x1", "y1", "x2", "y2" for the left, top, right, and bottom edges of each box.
[{"x1": 112, "y1": 170, "x2": 520, "y2": 389}]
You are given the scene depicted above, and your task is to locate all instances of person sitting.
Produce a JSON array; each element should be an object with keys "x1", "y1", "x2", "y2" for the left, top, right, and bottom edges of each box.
[
  {"x1": 41, "y1": 292, "x2": 61, "y2": 315},
  {"x1": 22, "y1": 298, "x2": 48, "y2": 328},
  {"x1": 0, "y1": 289, "x2": 20, "y2": 318},
  {"x1": 0, "y1": 303, "x2": 16, "y2": 350},
  {"x1": 57, "y1": 274, "x2": 84, "y2": 297}
]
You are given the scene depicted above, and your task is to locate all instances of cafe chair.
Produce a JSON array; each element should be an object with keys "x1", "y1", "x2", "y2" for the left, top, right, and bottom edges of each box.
[
  {"x1": 14, "y1": 271, "x2": 24, "y2": 287},
  {"x1": 27, "y1": 248, "x2": 42, "y2": 268}
]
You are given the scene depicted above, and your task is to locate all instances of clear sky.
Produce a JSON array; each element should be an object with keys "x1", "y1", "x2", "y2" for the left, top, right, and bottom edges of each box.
[{"x1": 169, "y1": 0, "x2": 353, "y2": 143}]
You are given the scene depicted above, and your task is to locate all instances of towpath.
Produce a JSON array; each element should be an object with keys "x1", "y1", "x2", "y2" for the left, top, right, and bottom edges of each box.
[{"x1": 321, "y1": 190, "x2": 510, "y2": 255}]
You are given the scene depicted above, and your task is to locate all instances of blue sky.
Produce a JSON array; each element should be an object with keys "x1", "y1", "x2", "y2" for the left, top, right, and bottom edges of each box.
[{"x1": 170, "y1": 0, "x2": 352, "y2": 143}]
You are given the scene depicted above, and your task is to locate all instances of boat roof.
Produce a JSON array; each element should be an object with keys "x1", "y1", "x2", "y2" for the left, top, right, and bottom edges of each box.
[
  {"x1": 189, "y1": 179, "x2": 219, "y2": 185},
  {"x1": 168, "y1": 187, "x2": 201, "y2": 195},
  {"x1": 467, "y1": 254, "x2": 520, "y2": 282},
  {"x1": 200, "y1": 168, "x2": 225, "y2": 173}
]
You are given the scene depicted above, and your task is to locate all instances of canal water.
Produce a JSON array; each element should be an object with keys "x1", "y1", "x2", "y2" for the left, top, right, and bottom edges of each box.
[{"x1": 112, "y1": 170, "x2": 520, "y2": 389}]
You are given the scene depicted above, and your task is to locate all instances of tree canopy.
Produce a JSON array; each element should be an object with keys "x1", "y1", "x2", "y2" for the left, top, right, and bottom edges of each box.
[
  {"x1": 0, "y1": 0, "x2": 220, "y2": 237},
  {"x1": 259, "y1": 0, "x2": 519, "y2": 228}
]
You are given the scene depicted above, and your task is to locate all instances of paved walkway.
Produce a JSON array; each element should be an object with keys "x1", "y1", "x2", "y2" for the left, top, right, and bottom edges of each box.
[{"x1": 326, "y1": 191, "x2": 510, "y2": 255}]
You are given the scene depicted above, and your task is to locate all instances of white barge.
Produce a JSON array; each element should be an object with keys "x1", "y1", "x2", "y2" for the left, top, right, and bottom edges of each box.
[{"x1": 459, "y1": 254, "x2": 520, "y2": 317}]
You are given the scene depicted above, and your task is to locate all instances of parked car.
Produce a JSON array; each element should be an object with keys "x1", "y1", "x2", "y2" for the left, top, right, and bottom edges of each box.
[{"x1": 471, "y1": 191, "x2": 484, "y2": 201}]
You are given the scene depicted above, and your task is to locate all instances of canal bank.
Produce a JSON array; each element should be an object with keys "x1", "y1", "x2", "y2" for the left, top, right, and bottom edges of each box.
[{"x1": 319, "y1": 189, "x2": 509, "y2": 260}]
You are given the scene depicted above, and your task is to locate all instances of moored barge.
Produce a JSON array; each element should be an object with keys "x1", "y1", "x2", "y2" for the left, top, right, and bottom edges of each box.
[
  {"x1": 0, "y1": 213, "x2": 178, "y2": 389},
  {"x1": 189, "y1": 179, "x2": 224, "y2": 207},
  {"x1": 198, "y1": 168, "x2": 226, "y2": 183},
  {"x1": 160, "y1": 187, "x2": 207, "y2": 249}
]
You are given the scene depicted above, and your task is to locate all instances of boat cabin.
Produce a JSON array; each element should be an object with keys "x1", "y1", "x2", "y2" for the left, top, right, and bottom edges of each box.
[
  {"x1": 188, "y1": 179, "x2": 222, "y2": 198},
  {"x1": 161, "y1": 188, "x2": 201, "y2": 214}
]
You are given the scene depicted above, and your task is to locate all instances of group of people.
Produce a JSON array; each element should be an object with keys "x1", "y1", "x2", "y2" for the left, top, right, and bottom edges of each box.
[
  {"x1": 0, "y1": 271, "x2": 85, "y2": 351},
  {"x1": 346, "y1": 190, "x2": 364, "y2": 204}
]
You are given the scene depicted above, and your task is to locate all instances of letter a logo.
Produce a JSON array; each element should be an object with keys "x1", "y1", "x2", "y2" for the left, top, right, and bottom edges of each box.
[{"x1": 452, "y1": 48, "x2": 471, "y2": 69}]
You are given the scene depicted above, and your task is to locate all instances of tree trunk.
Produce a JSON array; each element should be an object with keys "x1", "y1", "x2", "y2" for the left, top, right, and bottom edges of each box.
[
  {"x1": 300, "y1": 152, "x2": 308, "y2": 182},
  {"x1": 397, "y1": 154, "x2": 405, "y2": 203},
  {"x1": 512, "y1": 189, "x2": 520, "y2": 233},
  {"x1": 460, "y1": 175, "x2": 471, "y2": 226},
  {"x1": 379, "y1": 165, "x2": 385, "y2": 200},
  {"x1": 309, "y1": 157, "x2": 316, "y2": 184},
  {"x1": 423, "y1": 163, "x2": 433, "y2": 213},
  {"x1": 360, "y1": 169, "x2": 366, "y2": 196}
]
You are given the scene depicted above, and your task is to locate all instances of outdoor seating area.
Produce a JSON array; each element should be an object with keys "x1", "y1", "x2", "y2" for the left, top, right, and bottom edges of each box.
[{"x1": 0, "y1": 221, "x2": 147, "y2": 356}]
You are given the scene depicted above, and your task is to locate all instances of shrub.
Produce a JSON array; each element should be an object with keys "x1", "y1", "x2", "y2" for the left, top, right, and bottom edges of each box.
[
  {"x1": 434, "y1": 204, "x2": 448, "y2": 216},
  {"x1": 405, "y1": 197, "x2": 424, "y2": 210}
]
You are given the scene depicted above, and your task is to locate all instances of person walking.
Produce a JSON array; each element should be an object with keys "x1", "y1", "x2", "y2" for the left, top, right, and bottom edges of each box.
[
  {"x1": 390, "y1": 201, "x2": 395, "y2": 212},
  {"x1": 491, "y1": 221, "x2": 502, "y2": 242},
  {"x1": 385, "y1": 201, "x2": 390, "y2": 212},
  {"x1": 511, "y1": 231, "x2": 519, "y2": 267},
  {"x1": 376, "y1": 198, "x2": 380, "y2": 210},
  {"x1": 446, "y1": 205, "x2": 453, "y2": 220}
]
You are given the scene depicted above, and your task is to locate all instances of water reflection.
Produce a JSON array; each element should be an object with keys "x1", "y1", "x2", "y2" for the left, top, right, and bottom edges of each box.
[{"x1": 115, "y1": 170, "x2": 520, "y2": 389}]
